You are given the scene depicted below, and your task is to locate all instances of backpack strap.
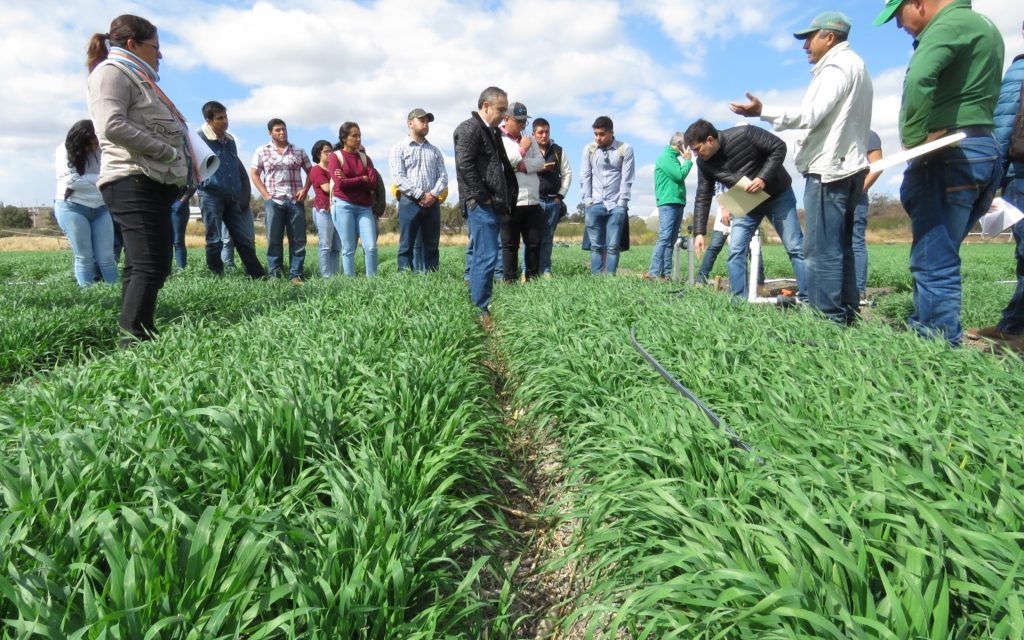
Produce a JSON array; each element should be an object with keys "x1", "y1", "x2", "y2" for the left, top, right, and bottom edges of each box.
[{"x1": 329, "y1": 150, "x2": 344, "y2": 206}]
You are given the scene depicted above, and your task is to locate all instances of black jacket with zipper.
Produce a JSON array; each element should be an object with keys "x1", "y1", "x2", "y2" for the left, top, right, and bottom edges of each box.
[
  {"x1": 453, "y1": 111, "x2": 518, "y2": 217},
  {"x1": 692, "y1": 125, "x2": 792, "y2": 236}
]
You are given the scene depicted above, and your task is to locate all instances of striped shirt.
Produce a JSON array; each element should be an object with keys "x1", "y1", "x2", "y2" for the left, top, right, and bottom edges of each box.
[
  {"x1": 389, "y1": 138, "x2": 448, "y2": 199},
  {"x1": 250, "y1": 143, "x2": 312, "y2": 203}
]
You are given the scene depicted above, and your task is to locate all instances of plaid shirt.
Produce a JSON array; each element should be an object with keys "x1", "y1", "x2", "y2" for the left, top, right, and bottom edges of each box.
[
  {"x1": 388, "y1": 138, "x2": 448, "y2": 199},
  {"x1": 250, "y1": 143, "x2": 312, "y2": 202}
]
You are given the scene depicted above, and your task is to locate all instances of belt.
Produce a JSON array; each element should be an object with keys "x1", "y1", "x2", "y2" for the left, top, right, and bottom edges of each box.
[{"x1": 944, "y1": 126, "x2": 993, "y2": 138}]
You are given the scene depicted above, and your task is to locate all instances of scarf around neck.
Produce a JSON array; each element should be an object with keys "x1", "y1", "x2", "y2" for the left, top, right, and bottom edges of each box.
[{"x1": 99, "y1": 46, "x2": 198, "y2": 184}]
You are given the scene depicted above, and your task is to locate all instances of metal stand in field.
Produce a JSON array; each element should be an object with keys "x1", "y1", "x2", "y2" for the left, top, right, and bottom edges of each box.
[{"x1": 671, "y1": 226, "x2": 695, "y2": 285}]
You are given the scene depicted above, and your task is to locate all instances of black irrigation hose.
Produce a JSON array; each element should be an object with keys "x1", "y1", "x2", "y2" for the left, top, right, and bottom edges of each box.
[{"x1": 630, "y1": 327, "x2": 762, "y2": 461}]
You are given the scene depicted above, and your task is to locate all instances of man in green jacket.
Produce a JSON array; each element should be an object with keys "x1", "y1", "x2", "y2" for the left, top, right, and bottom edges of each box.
[
  {"x1": 647, "y1": 131, "x2": 693, "y2": 279},
  {"x1": 875, "y1": 0, "x2": 1004, "y2": 346}
]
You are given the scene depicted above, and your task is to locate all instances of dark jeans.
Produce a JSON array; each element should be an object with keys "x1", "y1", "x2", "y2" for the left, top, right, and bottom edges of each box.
[
  {"x1": 200, "y1": 191, "x2": 266, "y2": 278},
  {"x1": 264, "y1": 199, "x2": 306, "y2": 279},
  {"x1": 397, "y1": 196, "x2": 441, "y2": 272},
  {"x1": 170, "y1": 198, "x2": 189, "y2": 269},
  {"x1": 853, "y1": 192, "x2": 869, "y2": 293},
  {"x1": 998, "y1": 178, "x2": 1024, "y2": 334},
  {"x1": 900, "y1": 135, "x2": 1001, "y2": 345},
  {"x1": 501, "y1": 204, "x2": 544, "y2": 281},
  {"x1": 100, "y1": 175, "x2": 179, "y2": 342},
  {"x1": 803, "y1": 172, "x2": 864, "y2": 325}
]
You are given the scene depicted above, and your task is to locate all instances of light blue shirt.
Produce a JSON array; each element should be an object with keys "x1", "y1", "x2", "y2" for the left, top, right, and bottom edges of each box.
[
  {"x1": 580, "y1": 138, "x2": 635, "y2": 209},
  {"x1": 388, "y1": 138, "x2": 448, "y2": 199}
]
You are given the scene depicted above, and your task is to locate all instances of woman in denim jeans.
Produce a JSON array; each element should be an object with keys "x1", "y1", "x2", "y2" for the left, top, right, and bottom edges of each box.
[
  {"x1": 310, "y1": 139, "x2": 340, "y2": 277},
  {"x1": 54, "y1": 120, "x2": 118, "y2": 287},
  {"x1": 329, "y1": 122, "x2": 379, "y2": 277}
]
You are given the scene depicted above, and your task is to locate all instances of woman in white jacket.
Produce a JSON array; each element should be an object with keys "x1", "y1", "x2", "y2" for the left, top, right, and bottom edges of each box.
[{"x1": 54, "y1": 120, "x2": 118, "y2": 286}]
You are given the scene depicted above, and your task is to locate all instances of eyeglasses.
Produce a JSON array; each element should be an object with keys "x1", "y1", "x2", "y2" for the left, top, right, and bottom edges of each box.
[
  {"x1": 602, "y1": 148, "x2": 610, "y2": 165},
  {"x1": 133, "y1": 40, "x2": 160, "y2": 53}
]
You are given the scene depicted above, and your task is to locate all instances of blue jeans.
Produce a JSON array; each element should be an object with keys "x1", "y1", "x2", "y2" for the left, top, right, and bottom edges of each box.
[
  {"x1": 649, "y1": 203, "x2": 684, "y2": 278},
  {"x1": 698, "y1": 230, "x2": 765, "y2": 285},
  {"x1": 170, "y1": 198, "x2": 189, "y2": 270},
  {"x1": 264, "y1": 198, "x2": 306, "y2": 279},
  {"x1": 202, "y1": 192, "x2": 265, "y2": 278},
  {"x1": 803, "y1": 172, "x2": 864, "y2": 324},
  {"x1": 332, "y1": 200, "x2": 378, "y2": 277},
  {"x1": 54, "y1": 199, "x2": 118, "y2": 286},
  {"x1": 727, "y1": 187, "x2": 806, "y2": 299},
  {"x1": 465, "y1": 220, "x2": 503, "y2": 281},
  {"x1": 853, "y1": 191, "x2": 869, "y2": 293},
  {"x1": 467, "y1": 203, "x2": 501, "y2": 312},
  {"x1": 585, "y1": 203, "x2": 626, "y2": 274},
  {"x1": 413, "y1": 237, "x2": 426, "y2": 272},
  {"x1": 313, "y1": 207, "x2": 340, "y2": 277},
  {"x1": 538, "y1": 199, "x2": 562, "y2": 274},
  {"x1": 397, "y1": 197, "x2": 441, "y2": 272},
  {"x1": 900, "y1": 135, "x2": 1002, "y2": 345},
  {"x1": 997, "y1": 178, "x2": 1024, "y2": 333},
  {"x1": 221, "y1": 221, "x2": 234, "y2": 268}
]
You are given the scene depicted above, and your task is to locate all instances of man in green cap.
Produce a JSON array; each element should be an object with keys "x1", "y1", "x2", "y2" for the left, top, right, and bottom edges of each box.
[
  {"x1": 730, "y1": 11, "x2": 872, "y2": 325},
  {"x1": 875, "y1": 0, "x2": 1004, "y2": 346}
]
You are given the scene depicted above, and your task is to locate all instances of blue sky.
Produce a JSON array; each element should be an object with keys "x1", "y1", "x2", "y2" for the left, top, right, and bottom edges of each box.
[{"x1": 1, "y1": 0, "x2": 1020, "y2": 215}]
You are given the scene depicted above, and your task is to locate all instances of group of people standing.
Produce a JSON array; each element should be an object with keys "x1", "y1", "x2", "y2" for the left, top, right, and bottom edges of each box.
[
  {"x1": 71, "y1": 4, "x2": 1023, "y2": 348},
  {"x1": 681, "y1": 2, "x2": 1015, "y2": 349}
]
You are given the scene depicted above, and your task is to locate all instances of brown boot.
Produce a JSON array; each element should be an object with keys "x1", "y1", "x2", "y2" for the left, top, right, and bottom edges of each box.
[{"x1": 966, "y1": 326, "x2": 1020, "y2": 341}]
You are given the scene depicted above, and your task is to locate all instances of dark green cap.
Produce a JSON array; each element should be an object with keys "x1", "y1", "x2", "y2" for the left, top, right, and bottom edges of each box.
[{"x1": 873, "y1": 0, "x2": 904, "y2": 26}]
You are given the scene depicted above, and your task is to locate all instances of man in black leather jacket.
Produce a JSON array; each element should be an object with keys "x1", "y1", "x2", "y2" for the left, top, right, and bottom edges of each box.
[
  {"x1": 684, "y1": 119, "x2": 807, "y2": 300},
  {"x1": 454, "y1": 86, "x2": 518, "y2": 319}
]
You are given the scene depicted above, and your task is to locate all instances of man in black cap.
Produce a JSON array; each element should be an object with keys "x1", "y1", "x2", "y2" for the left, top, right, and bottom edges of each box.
[{"x1": 390, "y1": 107, "x2": 448, "y2": 272}]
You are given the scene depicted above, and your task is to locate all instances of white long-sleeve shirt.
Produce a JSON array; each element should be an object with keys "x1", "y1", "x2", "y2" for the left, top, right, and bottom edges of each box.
[
  {"x1": 759, "y1": 41, "x2": 873, "y2": 183},
  {"x1": 55, "y1": 145, "x2": 105, "y2": 208},
  {"x1": 500, "y1": 131, "x2": 545, "y2": 206}
]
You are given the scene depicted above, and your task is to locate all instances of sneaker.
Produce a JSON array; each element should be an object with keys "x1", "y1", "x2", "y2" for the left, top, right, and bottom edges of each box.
[
  {"x1": 290, "y1": 277, "x2": 304, "y2": 286},
  {"x1": 966, "y1": 326, "x2": 1020, "y2": 341},
  {"x1": 542, "y1": 272, "x2": 553, "y2": 280}
]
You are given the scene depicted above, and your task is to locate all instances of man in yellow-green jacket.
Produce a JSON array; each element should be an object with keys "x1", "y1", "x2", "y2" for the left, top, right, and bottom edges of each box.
[
  {"x1": 647, "y1": 132, "x2": 693, "y2": 279},
  {"x1": 875, "y1": 0, "x2": 1004, "y2": 346}
]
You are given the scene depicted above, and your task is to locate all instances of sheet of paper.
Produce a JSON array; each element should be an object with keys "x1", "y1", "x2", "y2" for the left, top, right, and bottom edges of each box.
[
  {"x1": 868, "y1": 131, "x2": 967, "y2": 173},
  {"x1": 980, "y1": 197, "x2": 1024, "y2": 238},
  {"x1": 717, "y1": 177, "x2": 770, "y2": 216}
]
